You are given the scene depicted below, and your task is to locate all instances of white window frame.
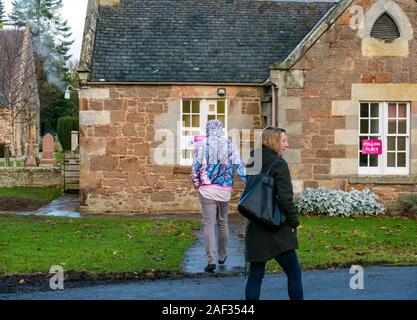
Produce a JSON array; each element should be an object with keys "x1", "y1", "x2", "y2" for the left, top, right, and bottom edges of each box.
[
  {"x1": 358, "y1": 101, "x2": 410, "y2": 175},
  {"x1": 179, "y1": 99, "x2": 228, "y2": 166}
]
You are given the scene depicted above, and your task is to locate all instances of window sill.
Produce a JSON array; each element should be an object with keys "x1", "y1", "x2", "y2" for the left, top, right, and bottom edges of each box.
[
  {"x1": 348, "y1": 175, "x2": 417, "y2": 185},
  {"x1": 173, "y1": 165, "x2": 191, "y2": 174}
]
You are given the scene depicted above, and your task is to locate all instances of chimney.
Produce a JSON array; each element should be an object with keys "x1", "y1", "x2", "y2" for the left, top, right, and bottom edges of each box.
[{"x1": 99, "y1": 0, "x2": 120, "y2": 6}]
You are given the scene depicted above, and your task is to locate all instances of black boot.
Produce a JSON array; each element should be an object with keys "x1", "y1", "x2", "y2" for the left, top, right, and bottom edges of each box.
[
  {"x1": 218, "y1": 256, "x2": 227, "y2": 265},
  {"x1": 204, "y1": 264, "x2": 216, "y2": 273}
]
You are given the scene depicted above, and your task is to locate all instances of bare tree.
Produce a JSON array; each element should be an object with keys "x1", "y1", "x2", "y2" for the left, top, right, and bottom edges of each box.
[{"x1": 0, "y1": 26, "x2": 40, "y2": 164}]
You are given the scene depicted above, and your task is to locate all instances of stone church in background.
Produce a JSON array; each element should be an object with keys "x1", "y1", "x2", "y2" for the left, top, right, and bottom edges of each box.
[{"x1": 0, "y1": 26, "x2": 41, "y2": 160}]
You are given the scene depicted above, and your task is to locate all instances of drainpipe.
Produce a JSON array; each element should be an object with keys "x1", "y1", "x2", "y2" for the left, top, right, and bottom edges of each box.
[{"x1": 271, "y1": 84, "x2": 277, "y2": 126}]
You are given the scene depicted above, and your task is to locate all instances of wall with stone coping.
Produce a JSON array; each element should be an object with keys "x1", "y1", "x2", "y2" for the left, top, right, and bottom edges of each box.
[
  {"x1": 79, "y1": 85, "x2": 263, "y2": 214},
  {"x1": 279, "y1": 0, "x2": 417, "y2": 202},
  {"x1": 0, "y1": 167, "x2": 63, "y2": 188}
]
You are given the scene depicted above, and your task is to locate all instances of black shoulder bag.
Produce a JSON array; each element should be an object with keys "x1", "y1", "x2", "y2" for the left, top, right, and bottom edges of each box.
[{"x1": 237, "y1": 158, "x2": 286, "y2": 230}]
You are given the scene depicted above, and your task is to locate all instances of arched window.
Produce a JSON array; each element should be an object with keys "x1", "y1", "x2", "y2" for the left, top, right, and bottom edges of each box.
[{"x1": 370, "y1": 13, "x2": 400, "y2": 42}]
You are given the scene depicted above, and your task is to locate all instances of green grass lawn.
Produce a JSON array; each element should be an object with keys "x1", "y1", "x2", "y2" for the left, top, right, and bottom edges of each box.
[
  {"x1": 0, "y1": 215, "x2": 415, "y2": 277},
  {"x1": 0, "y1": 160, "x2": 23, "y2": 167},
  {"x1": 0, "y1": 187, "x2": 62, "y2": 204},
  {"x1": 55, "y1": 151, "x2": 62, "y2": 162},
  {"x1": 267, "y1": 216, "x2": 417, "y2": 272},
  {"x1": 0, "y1": 215, "x2": 200, "y2": 276}
]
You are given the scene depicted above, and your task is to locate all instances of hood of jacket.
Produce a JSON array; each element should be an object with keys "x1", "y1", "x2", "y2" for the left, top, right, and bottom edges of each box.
[{"x1": 206, "y1": 120, "x2": 224, "y2": 137}]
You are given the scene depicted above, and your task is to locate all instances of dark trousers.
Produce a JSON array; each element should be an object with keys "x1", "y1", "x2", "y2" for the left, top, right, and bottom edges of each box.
[{"x1": 245, "y1": 249, "x2": 304, "y2": 300}]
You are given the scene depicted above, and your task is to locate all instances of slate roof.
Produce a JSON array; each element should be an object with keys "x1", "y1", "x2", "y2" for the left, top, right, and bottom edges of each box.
[{"x1": 90, "y1": 0, "x2": 337, "y2": 83}]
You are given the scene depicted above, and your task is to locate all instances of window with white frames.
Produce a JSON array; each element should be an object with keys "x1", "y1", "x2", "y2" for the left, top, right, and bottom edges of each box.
[
  {"x1": 359, "y1": 102, "x2": 410, "y2": 175},
  {"x1": 180, "y1": 99, "x2": 227, "y2": 165}
]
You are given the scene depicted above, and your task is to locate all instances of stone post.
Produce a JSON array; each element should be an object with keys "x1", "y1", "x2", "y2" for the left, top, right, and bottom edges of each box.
[{"x1": 71, "y1": 131, "x2": 79, "y2": 151}]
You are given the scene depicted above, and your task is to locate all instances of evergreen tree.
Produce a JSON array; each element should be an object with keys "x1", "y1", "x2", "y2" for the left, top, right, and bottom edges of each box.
[
  {"x1": 0, "y1": 0, "x2": 5, "y2": 25},
  {"x1": 9, "y1": 0, "x2": 74, "y2": 86}
]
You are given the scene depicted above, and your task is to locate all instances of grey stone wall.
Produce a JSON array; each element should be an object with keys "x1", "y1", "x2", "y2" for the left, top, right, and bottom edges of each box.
[{"x1": 0, "y1": 167, "x2": 63, "y2": 188}]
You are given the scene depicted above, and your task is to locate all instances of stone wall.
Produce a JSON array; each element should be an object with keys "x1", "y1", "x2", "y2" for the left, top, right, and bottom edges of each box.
[
  {"x1": 0, "y1": 167, "x2": 63, "y2": 188},
  {"x1": 79, "y1": 85, "x2": 263, "y2": 214},
  {"x1": 278, "y1": 0, "x2": 417, "y2": 202}
]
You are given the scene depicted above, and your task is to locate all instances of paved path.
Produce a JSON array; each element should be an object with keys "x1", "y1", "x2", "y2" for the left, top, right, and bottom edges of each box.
[
  {"x1": 182, "y1": 215, "x2": 247, "y2": 274},
  {"x1": 19, "y1": 194, "x2": 81, "y2": 218},
  {"x1": 1, "y1": 266, "x2": 416, "y2": 300}
]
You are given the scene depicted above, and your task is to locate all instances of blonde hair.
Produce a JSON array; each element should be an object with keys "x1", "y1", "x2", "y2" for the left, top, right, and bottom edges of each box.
[{"x1": 262, "y1": 126, "x2": 286, "y2": 153}]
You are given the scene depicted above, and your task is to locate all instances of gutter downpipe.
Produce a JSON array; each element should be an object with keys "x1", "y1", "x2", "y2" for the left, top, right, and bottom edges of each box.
[{"x1": 272, "y1": 84, "x2": 277, "y2": 126}]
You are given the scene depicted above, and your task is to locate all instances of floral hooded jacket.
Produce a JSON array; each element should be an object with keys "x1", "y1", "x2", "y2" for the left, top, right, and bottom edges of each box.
[{"x1": 192, "y1": 120, "x2": 247, "y2": 189}]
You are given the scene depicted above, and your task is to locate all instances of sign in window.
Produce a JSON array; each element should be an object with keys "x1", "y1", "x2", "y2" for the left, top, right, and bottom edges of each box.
[{"x1": 359, "y1": 102, "x2": 410, "y2": 175}]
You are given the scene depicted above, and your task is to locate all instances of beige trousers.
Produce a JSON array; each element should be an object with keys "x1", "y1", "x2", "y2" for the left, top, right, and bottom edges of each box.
[{"x1": 198, "y1": 194, "x2": 230, "y2": 265}]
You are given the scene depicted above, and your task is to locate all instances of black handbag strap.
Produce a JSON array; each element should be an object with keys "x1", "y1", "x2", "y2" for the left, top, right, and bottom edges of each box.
[{"x1": 264, "y1": 158, "x2": 281, "y2": 176}]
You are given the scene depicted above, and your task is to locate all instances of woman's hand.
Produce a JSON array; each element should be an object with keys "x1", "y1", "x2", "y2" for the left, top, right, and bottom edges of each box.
[{"x1": 296, "y1": 225, "x2": 302, "y2": 232}]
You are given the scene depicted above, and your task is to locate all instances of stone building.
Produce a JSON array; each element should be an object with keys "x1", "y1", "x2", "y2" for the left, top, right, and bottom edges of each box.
[
  {"x1": 0, "y1": 27, "x2": 41, "y2": 159},
  {"x1": 78, "y1": 0, "x2": 417, "y2": 214}
]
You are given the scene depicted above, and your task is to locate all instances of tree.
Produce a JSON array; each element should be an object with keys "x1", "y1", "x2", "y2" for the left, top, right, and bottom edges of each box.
[
  {"x1": 0, "y1": 27, "x2": 40, "y2": 161},
  {"x1": 9, "y1": 0, "x2": 74, "y2": 86},
  {"x1": 0, "y1": 0, "x2": 5, "y2": 26}
]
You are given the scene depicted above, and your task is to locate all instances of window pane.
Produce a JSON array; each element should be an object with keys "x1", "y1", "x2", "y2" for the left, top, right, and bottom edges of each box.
[
  {"x1": 192, "y1": 115, "x2": 200, "y2": 127},
  {"x1": 217, "y1": 115, "x2": 225, "y2": 126},
  {"x1": 370, "y1": 103, "x2": 379, "y2": 117},
  {"x1": 192, "y1": 101, "x2": 200, "y2": 113},
  {"x1": 388, "y1": 120, "x2": 396, "y2": 134},
  {"x1": 398, "y1": 103, "x2": 406, "y2": 118},
  {"x1": 183, "y1": 115, "x2": 191, "y2": 127},
  {"x1": 208, "y1": 103, "x2": 216, "y2": 113},
  {"x1": 183, "y1": 100, "x2": 190, "y2": 113},
  {"x1": 360, "y1": 120, "x2": 369, "y2": 134},
  {"x1": 397, "y1": 153, "x2": 406, "y2": 167},
  {"x1": 387, "y1": 153, "x2": 396, "y2": 167},
  {"x1": 397, "y1": 137, "x2": 406, "y2": 151},
  {"x1": 370, "y1": 120, "x2": 379, "y2": 133},
  {"x1": 359, "y1": 136, "x2": 370, "y2": 150},
  {"x1": 398, "y1": 120, "x2": 406, "y2": 134},
  {"x1": 359, "y1": 153, "x2": 368, "y2": 167},
  {"x1": 182, "y1": 149, "x2": 192, "y2": 159},
  {"x1": 387, "y1": 137, "x2": 396, "y2": 151},
  {"x1": 388, "y1": 103, "x2": 396, "y2": 118},
  {"x1": 369, "y1": 154, "x2": 378, "y2": 167},
  {"x1": 217, "y1": 101, "x2": 225, "y2": 114},
  {"x1": 360, "y1": 103, "x2": 369, "y2": 117},
  {"x1": 208, "y1": 115, "x2": 216, "y2": 121}
]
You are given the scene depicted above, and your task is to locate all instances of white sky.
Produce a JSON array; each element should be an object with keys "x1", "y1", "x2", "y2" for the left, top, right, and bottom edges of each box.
[{"x1": 4, "y1": 0, "x2": 88, "y2": 62}]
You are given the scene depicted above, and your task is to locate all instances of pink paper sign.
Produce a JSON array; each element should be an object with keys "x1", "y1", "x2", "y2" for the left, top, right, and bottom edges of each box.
[
  {"x1": 362, "y1": 139, "x2": 382, "y2": 155},
  {"x1": 194, "y1": 135, "x2": 207, "y2": 143}
]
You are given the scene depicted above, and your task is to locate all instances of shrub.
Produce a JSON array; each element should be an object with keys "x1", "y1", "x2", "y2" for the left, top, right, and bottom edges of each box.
[
  {"x1": 57, "y1": 116, "x2": 79, "y2": 151},
  {"x1": 387, "y1": 194, "x2": 417, "y2": 218},
  {"x1": 296, "y1": 187, "x2": 385, "y2": 217}
]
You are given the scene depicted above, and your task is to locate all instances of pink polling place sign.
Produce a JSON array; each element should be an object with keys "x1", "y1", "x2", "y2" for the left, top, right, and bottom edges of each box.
[
  {"x1": 362, "y1": 139, "x2": 382, "y2": 155},
  {"x1": 194, "y1": 135, "x2": 207, "y2": 143}
]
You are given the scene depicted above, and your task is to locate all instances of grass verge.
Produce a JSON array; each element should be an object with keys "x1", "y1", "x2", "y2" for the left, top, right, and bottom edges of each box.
[
  {"x1": 267, "y1": 216, "x2": 417, "y2": 272},
  {"x1": 0, "y1": 215, "x2": 200, "y2": 276}
]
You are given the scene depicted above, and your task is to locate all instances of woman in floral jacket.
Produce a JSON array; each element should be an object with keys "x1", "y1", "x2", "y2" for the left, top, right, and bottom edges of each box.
[{"x1": 192, "y1": 120, "x2": 247, "y2": 273}]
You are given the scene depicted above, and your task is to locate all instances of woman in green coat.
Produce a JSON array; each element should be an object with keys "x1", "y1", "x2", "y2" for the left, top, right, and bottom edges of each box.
[{"x1": 245, "y1": 126, "x2": 303, "y2": 300}]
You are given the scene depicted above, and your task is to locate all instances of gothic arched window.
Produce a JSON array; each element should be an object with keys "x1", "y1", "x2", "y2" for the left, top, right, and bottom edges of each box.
[{"x1": 370, "y1": 13, "x2": 400, "y2": 42}]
